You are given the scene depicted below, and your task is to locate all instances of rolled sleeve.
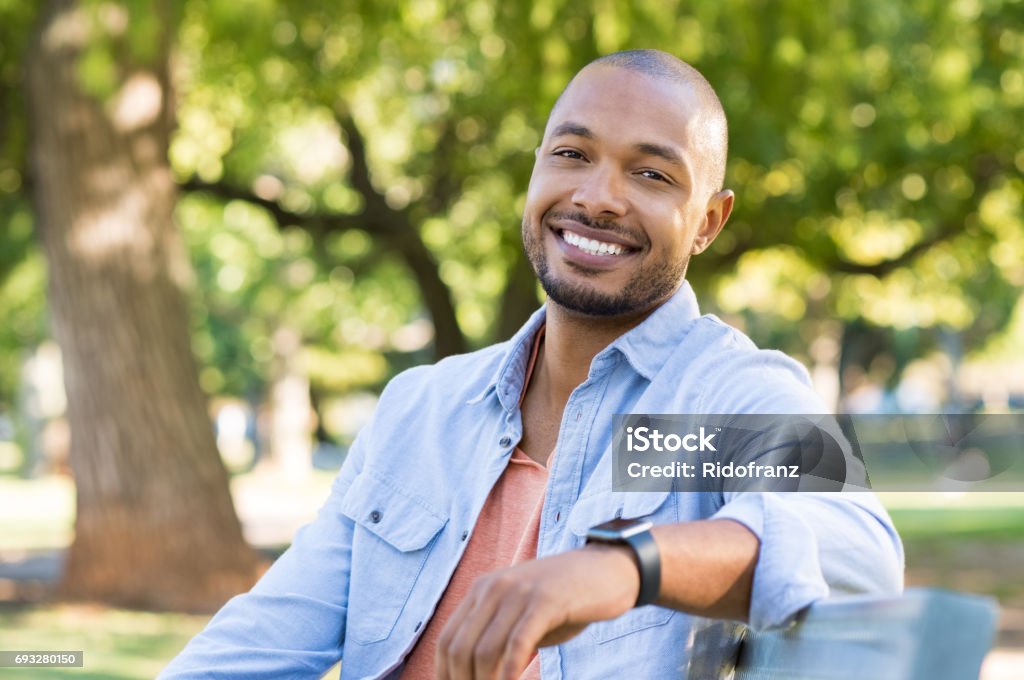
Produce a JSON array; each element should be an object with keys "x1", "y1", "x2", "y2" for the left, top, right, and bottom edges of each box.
[{"x1": 713, "y1": 492, "x2": 904, "y2": 631}]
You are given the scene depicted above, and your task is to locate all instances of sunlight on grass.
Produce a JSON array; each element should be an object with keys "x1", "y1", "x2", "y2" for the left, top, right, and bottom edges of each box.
[
  {"x1": 0, "y1": 603, "x2": 344, "y2": 679},
  {"x1": 878, "y1": 492, "x2": 1024, "y2": 541},
  {"x1": 0, "y1": 604, "x2": 208, "y2": 679}
]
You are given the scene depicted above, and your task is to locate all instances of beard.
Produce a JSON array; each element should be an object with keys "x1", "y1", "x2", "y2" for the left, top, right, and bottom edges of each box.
[{"x1": 521, "y1": 211, "x2": 689, "y2": 318}]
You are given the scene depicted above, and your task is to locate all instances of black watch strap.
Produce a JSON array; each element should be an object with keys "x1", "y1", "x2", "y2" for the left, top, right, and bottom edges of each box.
[
  {"x1": 622, "y1": 528, "x2": 661, "y2": 607},
  {"x1": 586, "y1": 519, "x2": 661, "y2": 607}
]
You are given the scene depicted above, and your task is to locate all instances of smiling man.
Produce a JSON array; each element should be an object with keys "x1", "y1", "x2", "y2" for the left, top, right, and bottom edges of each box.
[{"x1": 161, "y1": 50, "x2": 903, "y2": 680}]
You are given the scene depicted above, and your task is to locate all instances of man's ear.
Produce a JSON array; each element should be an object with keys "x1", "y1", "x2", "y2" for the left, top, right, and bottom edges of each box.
[{"x1": 691, "y1": 189, "x2": 734, "y2": 255}]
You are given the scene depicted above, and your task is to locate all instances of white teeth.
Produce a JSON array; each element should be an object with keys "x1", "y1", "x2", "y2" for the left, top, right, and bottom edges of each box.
[{"x1": 561, "y1": 230, "x2": 625, "y2": 256}]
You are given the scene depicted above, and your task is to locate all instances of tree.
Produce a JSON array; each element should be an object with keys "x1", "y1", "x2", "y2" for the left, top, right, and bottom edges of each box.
[
  {"x1": 172, "y1": 0, "x2": 1022, "y2": 400},
  {"x1": 25, "y1": 0, "x2": 258, "y2": 611}
]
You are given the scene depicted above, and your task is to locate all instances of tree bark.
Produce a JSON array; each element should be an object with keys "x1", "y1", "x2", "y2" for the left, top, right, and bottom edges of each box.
[{"x1": 26, "y1": 0, "x2": 259, "y2": 612}]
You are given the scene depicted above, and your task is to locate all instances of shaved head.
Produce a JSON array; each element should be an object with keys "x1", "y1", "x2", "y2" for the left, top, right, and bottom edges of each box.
[{"x1": 552, "y1": 49, "x2": 729, "y2": 196}]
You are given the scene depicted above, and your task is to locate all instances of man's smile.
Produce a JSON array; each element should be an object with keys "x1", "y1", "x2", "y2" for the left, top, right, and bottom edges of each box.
[
  {"x1": 561, "y1": 229, "x2": 627, "y2": 255},
  {"x1": 547, "y1": 216, "x2": 643, "y2": 270}
]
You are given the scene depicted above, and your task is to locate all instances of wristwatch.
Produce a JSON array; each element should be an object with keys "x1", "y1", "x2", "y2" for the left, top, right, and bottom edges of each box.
[{"x1": 585, "y1": 517, "x2": 661, "y2": 607}]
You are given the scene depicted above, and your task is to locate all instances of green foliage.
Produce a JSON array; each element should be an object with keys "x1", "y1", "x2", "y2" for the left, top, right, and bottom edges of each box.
[
  {"x1": 177, "y1": 193, "x2": 413, "y2": 397},
  {"x1": 1, "y1": 0, "x2": 1023, "y2": 409}
]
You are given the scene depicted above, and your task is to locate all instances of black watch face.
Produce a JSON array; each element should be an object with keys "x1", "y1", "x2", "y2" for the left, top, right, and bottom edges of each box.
[{"x1": 589, "y1": 517, "x2": 653, "y2": 540}]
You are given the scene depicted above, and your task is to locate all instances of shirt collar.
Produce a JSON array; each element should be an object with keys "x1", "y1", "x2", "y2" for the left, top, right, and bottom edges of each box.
[
  {"x1": 467, "y1": 281, "x2": 702, "y2": 409},
  {"x1": 606, "y1": 280, "x2": 702, "y2": 381},
  {"x1": 466, "y1": 304, "x2": 548, "y2": 409}
]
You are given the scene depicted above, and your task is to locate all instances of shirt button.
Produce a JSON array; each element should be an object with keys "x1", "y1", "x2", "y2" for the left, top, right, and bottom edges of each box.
[
  {"x1": 461, "y1": 530, "x2": 469, "y2": 541},
  {"x1": 369, "y1": 510, "x2": 382, "y2": 523},
  {"x1": 414, "y1": 620, "x2": 422, "y2": 632},
  {"x1": 499, "y1": 435, "x2": 512, "y2": 448}
]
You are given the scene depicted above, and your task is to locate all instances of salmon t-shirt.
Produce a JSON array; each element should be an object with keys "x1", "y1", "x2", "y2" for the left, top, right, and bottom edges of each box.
[{"x1": 400, "y1": 328, "x2": 549, "y2": 679}]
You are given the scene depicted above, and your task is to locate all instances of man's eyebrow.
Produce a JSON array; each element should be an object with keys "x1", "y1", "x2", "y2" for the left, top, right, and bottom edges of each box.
[
  {"x1": 634, "y1": 142, "x2": 686, "y2": 169},
  {"x1": 550, "y1": 122, "x2": 594, "y2": 139}
]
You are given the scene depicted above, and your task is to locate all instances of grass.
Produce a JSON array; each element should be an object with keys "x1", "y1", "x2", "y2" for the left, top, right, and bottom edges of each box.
[
  {"x1": 876, "y1": 492, "x2": 1024, "y2": 604},
  {"x1": 0, "y1": 603, "x2": 208, "y2": 679},
  {"x1": 0, "y1": 603, "x2": 342, "y2": 679},
  {"x1": 889, "y1": 505, "x2": 1024, "y2": 542},
  {"x1": 877, "y1": 491, "x2": 1024, "y2": 541}
]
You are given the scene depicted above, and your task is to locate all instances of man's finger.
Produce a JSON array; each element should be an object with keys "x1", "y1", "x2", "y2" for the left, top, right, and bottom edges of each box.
[
  {"x1": 437, "y1": 579, "x2": 503, "y2": 680},
  {"x1": 435, "y1": 589, "x2": 480, "y2": 680},
  {"x1": 472, "y1": 590, "x2": 531, "y2": 680},
  {"x1": 496, "y1": 600, "x2": 562, "y2": 680}
]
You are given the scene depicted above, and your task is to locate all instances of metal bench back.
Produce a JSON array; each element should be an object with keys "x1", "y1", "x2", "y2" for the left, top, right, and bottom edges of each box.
[{"x1": 729, "y1": 588, "x2": 998, "y2": 680}]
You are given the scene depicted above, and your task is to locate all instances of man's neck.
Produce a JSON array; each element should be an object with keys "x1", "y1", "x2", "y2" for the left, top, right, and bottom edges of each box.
[
  {"x1": 517, "y1": 300, "x2": 659, "y2": 464},
  {"x1": 533, "y1": 302, "x2": 652, "y2": 408}
]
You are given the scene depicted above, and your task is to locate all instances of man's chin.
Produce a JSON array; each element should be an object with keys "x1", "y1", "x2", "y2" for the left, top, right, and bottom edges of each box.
[{"x1": 540, "y1": 278, "x2": 645, "y2": 318}]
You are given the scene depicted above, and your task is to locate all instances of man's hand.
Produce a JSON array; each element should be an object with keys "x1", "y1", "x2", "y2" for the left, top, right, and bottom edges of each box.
[{"x1": 434, "y1": 544, "x2": 640, "y2": 680}]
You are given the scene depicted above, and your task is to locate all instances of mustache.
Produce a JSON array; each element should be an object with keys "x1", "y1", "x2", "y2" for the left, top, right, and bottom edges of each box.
[{"x1": 547, "y1": 210, "x2": 649, "y2": 247}]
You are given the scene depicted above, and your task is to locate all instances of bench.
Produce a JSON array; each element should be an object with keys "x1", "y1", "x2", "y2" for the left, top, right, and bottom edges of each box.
[{"x1": 685, "y1": 589, "x2": 999, "y2": 679}]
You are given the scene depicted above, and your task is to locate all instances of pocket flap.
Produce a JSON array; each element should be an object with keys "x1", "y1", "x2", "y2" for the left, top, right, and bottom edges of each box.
[
  {"x1": 567, "y1": 489, "x2": 672, "y2": 537},
  {"x1": 341, "y1": 470, "x2": 448, "y2": 551}
]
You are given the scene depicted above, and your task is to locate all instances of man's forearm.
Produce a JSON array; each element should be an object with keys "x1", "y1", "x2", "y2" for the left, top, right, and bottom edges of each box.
[
  {"x1": 437, "y1": 518, "x2": 762, "y2": 679},
  {"x1": 597, "y1": 518, "x2": 760, "y2": 621}
]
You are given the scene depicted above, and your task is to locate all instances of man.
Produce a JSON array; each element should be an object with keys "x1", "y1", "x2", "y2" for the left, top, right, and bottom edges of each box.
[{"x1": 161, "y1": 49, "x2": 903, "y2": 680}]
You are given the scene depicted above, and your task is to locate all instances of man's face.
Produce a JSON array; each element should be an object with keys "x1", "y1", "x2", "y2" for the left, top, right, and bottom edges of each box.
[{"x1": 521, "y1": 65, "x2": 726, "y2": 318}]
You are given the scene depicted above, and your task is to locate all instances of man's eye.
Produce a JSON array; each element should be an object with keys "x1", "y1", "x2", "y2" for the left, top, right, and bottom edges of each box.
[
  {"x1": 639, "y1": 169, "x2": 668, "y2": 182},
  {"x1": 554, "y1": 149, "x2": 584, "y2": 160}
]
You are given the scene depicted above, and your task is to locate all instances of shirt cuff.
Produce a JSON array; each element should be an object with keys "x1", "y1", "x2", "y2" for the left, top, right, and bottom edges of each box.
[{"x1": 712, "y1": 493, "x2": 830, "y2": 631}]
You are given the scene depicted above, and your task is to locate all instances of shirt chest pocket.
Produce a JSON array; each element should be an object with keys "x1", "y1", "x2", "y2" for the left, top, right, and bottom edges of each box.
[
  {"x1": 567, "y1": 489, "x2": 678, "y2": 644},
  {"x1": 340, "y1": 470, "x2": 448, "y2": 644}
]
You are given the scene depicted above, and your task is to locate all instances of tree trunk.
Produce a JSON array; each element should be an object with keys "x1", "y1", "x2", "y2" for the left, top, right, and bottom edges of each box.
[{"x1": 26, "y1": 0, "x2": 259, "y2": 612}]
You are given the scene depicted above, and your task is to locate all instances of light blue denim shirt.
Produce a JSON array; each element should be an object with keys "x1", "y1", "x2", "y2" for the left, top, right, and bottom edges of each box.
[{"x1": 161, "y1": 282, "x2": 904, "y2": 679}]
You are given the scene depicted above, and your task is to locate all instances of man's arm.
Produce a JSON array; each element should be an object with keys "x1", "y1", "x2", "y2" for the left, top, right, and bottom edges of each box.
[
  {"x1": 158, "y1": 417, "x2": 373, "y2": 679},
  {"x1": 648, "y1": 517, "x2": 758, "y2": 619},
  {"x1": 435, "y1": 494, "x2": 902, "y2": 680},
  {"x1": 432, "y1": 517, "x2": 755, "y2": 680}
]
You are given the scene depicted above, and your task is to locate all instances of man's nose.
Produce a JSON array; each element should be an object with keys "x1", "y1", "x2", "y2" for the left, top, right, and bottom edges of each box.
[{"x1": 571, "y1": 164, "x2": 627, "y2": 217}]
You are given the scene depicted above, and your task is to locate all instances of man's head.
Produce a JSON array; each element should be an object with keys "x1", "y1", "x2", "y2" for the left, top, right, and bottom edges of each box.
[{"x1": 521, "y1": 49, "x2": 734, "y2": 318}]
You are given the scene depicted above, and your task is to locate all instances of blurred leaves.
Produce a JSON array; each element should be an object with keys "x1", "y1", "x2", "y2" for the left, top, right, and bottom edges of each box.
[{"x1": 1, "y1": 0, "x2": 1023, "y2": 410}]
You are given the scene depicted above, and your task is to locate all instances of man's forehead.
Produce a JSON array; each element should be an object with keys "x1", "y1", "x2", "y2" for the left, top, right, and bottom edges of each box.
[{"x1": 544, "y1": 65, "x2": 701, "y2": 140}]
